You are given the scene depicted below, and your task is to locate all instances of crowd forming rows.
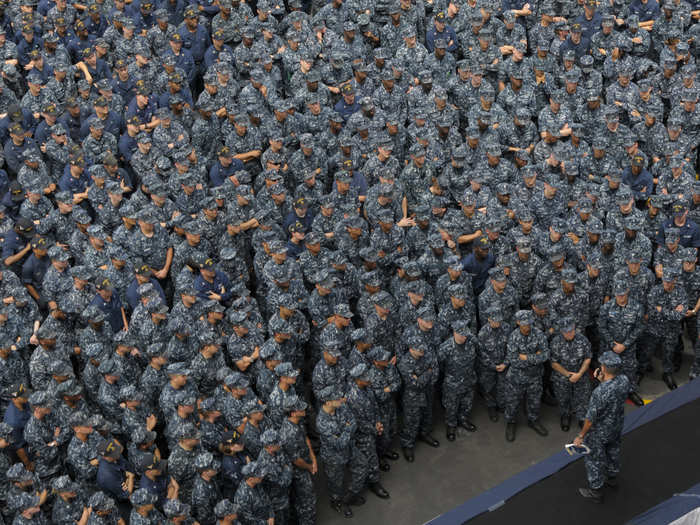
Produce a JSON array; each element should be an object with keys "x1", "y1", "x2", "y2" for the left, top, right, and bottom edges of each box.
[{"x1": 0, "y1": 0, "x2": 699, "y2": 521}]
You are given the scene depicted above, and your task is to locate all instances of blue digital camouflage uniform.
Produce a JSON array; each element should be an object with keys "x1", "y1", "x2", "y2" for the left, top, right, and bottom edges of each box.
[
  {"x1": 316, "y1": 401, "x2": 356, "y2": 503},
  {"x1": 438, "y1": 327, "x2": 477, "y2": 428},
  {"x1": 550, "y1": 330, "x2": 593, "y2": 421},
  {"x1": 503, "y1": 323, "x2": 550, "y2": 424},
  {"x1": 583, "y1": 373, "x2": 631, "y2": 490},
  {"x1": 597, "y1": 292, "x2": 644, "y2": 390},
  {"x1": 397, "y1": 342, "x2": 439, "y2": 448},
  {"x1": 478, "y1": 319, "x2": 509, "y2": 411}
]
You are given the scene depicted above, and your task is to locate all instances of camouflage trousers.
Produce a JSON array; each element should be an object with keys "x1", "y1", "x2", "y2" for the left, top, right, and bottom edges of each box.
[
  {"x1": 583, "y1": 433, "x2": 622, "y2": 490},
  {"x1": 273, "y1": 507, "x2": 289, "y2": 525},
  {"x1": 269, "y1": 486, "x2": 290, "y2": 525},
  {"x1": 684, "y1": 317, "x2": 697, "y2": 346},
  {"x1": 399, "y1": 389, "x2": 435, "y2": 448},
  {"x1": 586, "y1": 322, "x2": 601, "y2": 357},
  {"x1": 504, "y1": 372, "x2": 543, "y2": 423},
  {"x1": 478, "y1": 365, "x2": 506, "y2": 409},
  {"x1": 323, "y1": 457, "x2": 346, "y2": 501},
  {"x1": 551, "y1": 374, "x2": 592, "y2": 420},
  {"x1": 640, "y1": 327, "x2": 681, "y2": 375},
  {"x1": 348, "y1": 433, "x2": 379, "y2": 494},
  {"x1": 693, "y1": 339, "x2": 700, "y2": 377},
  {"x1": 442, "y1": 380, "x2": 476, "y2": 428},
  {"x1": 376, "y1": 400, "x2": 397, "y2": 457},
  {"x1": 290, "y1": 469, "x2": 316, "y2": 525}
]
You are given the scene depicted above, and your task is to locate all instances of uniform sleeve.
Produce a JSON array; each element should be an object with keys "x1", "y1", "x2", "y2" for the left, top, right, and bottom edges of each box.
[
  {"x1": 505, "y1": 332, "x2": 522, "y2": 368},
  {"x1": 664, "y1": 289, "x2": 687, "y2": 322},
  {"x1": 690, "y1": 224, "x2": 700, "y2": 248},
  {"x1": 549, "y1": 337, "x2": 563, "y2": 364},
  {"x1": 20, "y1": 257, "x2": 34, "y2": 285},
  {"x1": 398, "y1": 357, "x2": 421, "y2": 389},
  {"x1": 623, "y1": 304, "x2": 645, "y2": 348},
  {"x1": 584, "y1": 387, "x2": 604, "y2": 424},
  {"x1": 1, "y1": 236, "x2": 17, "y2": 259},
  {"x1": 581, "y1": 336, "x2": 592, "y2": 361},
  {"x1": 529, "y1": 332, "x2": 550, "y2": 364},
  {"x1": 597, "y1": 303, "x2": 611, "y2": 346}
]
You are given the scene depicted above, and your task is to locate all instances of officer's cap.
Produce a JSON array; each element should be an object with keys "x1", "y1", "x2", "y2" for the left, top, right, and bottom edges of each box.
[
  {"x1": 275, "y1": 362, "x2": 299, "y2": 378},
  {"x1": 599, "y1": 351, "x2": 622, "y2": 367},
  {"x1": 164, "y1": 499, "x2": 191, "y2": 518},
  {"x1": 488, "y1": 266, "x2": 507, "y2": 282},
  {"x1": 166, "y1": 362, "x2": 190, "y2": 376},
  {"x1": 662, "y1": 266, "x2": 681, "y2": 281},
  {"x1": 176, "y1": 423, "x2": 201, "y2": 441},
  {"x1": 515, "y1": 310, "x2": 534, "y2": 325},
  {"x1": 676, "y1": 247, "x2": 695, "y2": 265},
  {"x1": 131, "y1": 488, "x2": 158, "y2": 506},
  {"x1": 98, "y1": 438, "x2": 124, "y2": 458}
]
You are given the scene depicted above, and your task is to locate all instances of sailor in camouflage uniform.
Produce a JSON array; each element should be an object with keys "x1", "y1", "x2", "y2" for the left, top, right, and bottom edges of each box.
[
  {"x1": 550, "y1": 317, "x2": 593, "y2": 431},
  {"x1": 439, "y1": 320, "x2": 477, "y2": 441}
]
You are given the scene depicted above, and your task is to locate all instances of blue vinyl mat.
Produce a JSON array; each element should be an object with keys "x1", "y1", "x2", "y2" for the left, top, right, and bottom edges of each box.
[{"x1": 627, "y1": 482, "x2": 700, "y2": 525}]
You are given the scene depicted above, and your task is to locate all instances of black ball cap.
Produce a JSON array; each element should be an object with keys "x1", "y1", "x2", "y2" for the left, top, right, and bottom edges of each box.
[{"x1": 15, "y1": 218, "x2": 34, "y2": 237}]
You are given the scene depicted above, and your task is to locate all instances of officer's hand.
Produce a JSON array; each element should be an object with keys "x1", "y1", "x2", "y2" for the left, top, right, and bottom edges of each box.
[
  {"x1": 518, "y1": 353, "x2": 527, "y2": 361},
  {"x1": 169, "y1": 477, "x2": 179, "y2": 491},
  {"x1": 569, "y1": 372, "x2": 580, "y2": 383},
  {"x1": 573, "y1": 435, "x2": 583, "y2": 447},
  {"x1": 613, "y1": 342, "x2": 625, "y2": 353},
  {"x1": 90, "y1": 458, "x2": 99, "y2": 466},
  {"x1": 656, "y1": 305, "x2": 662, "y2": 313}
]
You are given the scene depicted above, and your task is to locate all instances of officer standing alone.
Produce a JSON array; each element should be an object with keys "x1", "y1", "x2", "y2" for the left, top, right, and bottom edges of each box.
[{"x1": 575, "y1": 351, "x2": 630, "y2": 504}]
